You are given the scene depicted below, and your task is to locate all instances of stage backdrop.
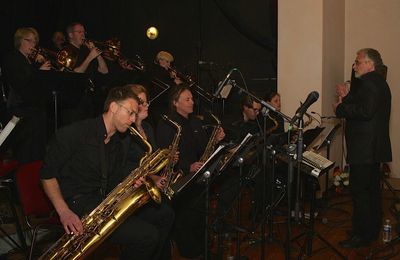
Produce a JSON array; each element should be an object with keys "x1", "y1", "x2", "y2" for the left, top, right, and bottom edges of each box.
[{"x1": 0, "y1": 0, "x2": 277, "y2": 117}]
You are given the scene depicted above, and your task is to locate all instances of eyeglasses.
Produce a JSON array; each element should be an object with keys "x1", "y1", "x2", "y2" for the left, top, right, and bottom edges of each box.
[
  {"x1": 354, "y1": 59, "x2": 370, "y2": 66},
  {"x1": 23, "y1": 38, "x2": 37, "y2": 45},
  {"x1": 139, "y1": 99, "x2": 150, "y2": 107},
  {"x1": 72, "y1": 30, "x2": 86, "y2": 35},
  {"x1": 247, "y1": 106, "x2": 260, "y2": 113},
  {"x1": 117, "y1": 103, "x2": 137, "y2": 117}
]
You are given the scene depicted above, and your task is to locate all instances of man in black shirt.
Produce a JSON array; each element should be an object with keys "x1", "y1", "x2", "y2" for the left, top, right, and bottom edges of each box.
[
  {"x1": 41, "y1": 85, "x2": 174, "y2": 259},
  {"x1": 156, "y1": 86, "x2": 224, "y2": 259}
]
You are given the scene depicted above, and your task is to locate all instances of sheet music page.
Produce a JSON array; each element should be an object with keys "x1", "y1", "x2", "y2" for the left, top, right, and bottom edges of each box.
[
  {"x1": 195, "y1": 144, "x2": 225, "y2": 174},
  {"x1": 0, "y1": 116, "x2": 20, "y2": 146}
]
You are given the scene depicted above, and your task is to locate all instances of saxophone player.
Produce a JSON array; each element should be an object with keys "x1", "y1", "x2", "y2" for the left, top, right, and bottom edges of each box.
[
  {"x1": 214, "y1": 95, "x2": 262, "y2": 228},
  {"x1": 156, "y1": 86, "x2": 225, "y2": 259},
  {"x1": 41, "y1": 85, "x2": 174, "y2": 260}
]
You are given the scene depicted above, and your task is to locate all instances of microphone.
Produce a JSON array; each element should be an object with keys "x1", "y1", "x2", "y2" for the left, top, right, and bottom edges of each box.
[
  {"x1": 290, "y1": 91, "x2": 319, "y2": 125},
  {"x1": 213, "y1": 68, "x2": 236, "y2": 98}
]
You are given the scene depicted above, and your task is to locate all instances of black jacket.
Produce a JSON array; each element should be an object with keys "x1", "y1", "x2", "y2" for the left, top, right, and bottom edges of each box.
[{"x1": 336, "y1": 71, "x2": 392, "y2": 164}]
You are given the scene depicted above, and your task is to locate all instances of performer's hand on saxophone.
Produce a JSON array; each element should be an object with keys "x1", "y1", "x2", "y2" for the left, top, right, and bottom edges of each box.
[{"x1": 59, "y1": 207, "x2": 83, "y2": 236}]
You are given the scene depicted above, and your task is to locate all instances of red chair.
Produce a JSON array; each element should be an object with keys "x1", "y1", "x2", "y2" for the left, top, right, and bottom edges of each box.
[
  {"x1": 14, "y1": 160, "x2": 62, "y2": 260},
  {"x1": 0, "y1": 159, "x2": 27, "y2": 252}
]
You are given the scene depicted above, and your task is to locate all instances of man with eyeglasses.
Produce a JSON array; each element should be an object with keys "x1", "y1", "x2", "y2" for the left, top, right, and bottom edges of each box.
[
  {"x1": 41, "y1": 85, "x2": 174, "y2": 259},
  {"x1": 334, "y1": 48, "x2": 392, "y2": 248},
  {"x1": 60, "y1": 22, "x2": 109, "y2": 125},
  {"x1": 64, "y1": 22, "x2": 108, "y2": 74}
]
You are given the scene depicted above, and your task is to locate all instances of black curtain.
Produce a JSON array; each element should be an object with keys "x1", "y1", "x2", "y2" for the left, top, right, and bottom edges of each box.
[{"x1": 1, "y1": 0, "x2": 277, "y2": 112}]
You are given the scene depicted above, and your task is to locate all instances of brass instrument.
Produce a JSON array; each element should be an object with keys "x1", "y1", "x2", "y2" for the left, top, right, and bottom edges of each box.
[
  {"x1": 159, "y1": 115, "x2": 182, "y2": 199},
  {"x1": 57, "y1": 45, "x2": 79, "y2": 71},
  {"x1": 199, "y1": 113, "x2": 222, "y2": 162},
  {"x1": 162, "y1": 113, "x2": 222, "y2": 198},
  {"x1": 87, "y1": 38, "x2": 145, "y2": 72},
  {"x1": 29, "y1": 47, "x2": 61, "y2": 70},
  {"x1": 265, "y1": 112, "x2": 279, "y2": 136},
  {"x1": 166, "y1": 66, "x2": 214, "y2": 102},
  {"x1": 39, "y1": 126, "x2": 170, "y2": 260}
]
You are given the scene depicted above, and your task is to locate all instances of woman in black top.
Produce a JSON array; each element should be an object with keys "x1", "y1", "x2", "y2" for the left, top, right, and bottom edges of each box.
[{"x1": 3, "y1": 27, "x2": 51, "y2": 163}]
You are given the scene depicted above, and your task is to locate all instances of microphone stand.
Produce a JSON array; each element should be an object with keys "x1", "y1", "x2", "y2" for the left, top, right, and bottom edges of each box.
[
  {"x1": 227, "y1": 81, "x2": 294, "y2": 259},
  {"x1": 294, "y1": 118, "x2": 304, "y2": 224}
]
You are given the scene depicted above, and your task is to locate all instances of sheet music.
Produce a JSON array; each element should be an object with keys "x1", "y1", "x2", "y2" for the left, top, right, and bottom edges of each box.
[
  {"x1": 0, "y1": 116, "x2": 20, "y2": 147},
  {"x1": 174, "y1": 144, "x2": 225, "y2": 193},
  {"x1": 218, "y1": 133, "x2": 253, "y2": 172},
  {"x1": 196, "y1": 144, "x2": 225, "y2": 174}
]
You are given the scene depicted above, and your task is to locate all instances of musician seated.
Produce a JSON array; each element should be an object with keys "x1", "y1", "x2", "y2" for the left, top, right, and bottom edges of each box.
[
  {"x1": 146, "y1": 51, "x2": 185, "y2": 127},
  {"x1": 214, "y1": 96, "x2": 262, "y2": 227},
  {"x1": 156, "y1": 86, "x2": 224, "y2": 259},
  {"x1": 41, "y1": 85, "x2": 174, "y2": 260},
  {"x1": 263, "y1": 91, "x2": 285, "y2": 136},
  {"x1": 224, "y1": 95, "x2": 262, "y2": 142}
]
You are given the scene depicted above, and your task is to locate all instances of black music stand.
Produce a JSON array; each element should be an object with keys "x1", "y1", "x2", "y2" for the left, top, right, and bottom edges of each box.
[
  {"x1": 194, "y1": 145, "x2": 227, "y2": 260},
  {"x1": 37, "y1": 70, "x2": 90, "y2": 132},
  {"x1": 215, "y1": 133, "x2": 258, "y2": 260},
  {"x1": 284, "y1": 156, "x2": 344, "y2": 259},
  {"x1": 315, "y1": 123, "x2": 341, "y2": 194}
]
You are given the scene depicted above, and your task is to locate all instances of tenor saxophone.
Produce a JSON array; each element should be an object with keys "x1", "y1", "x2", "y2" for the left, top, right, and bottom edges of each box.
[
  {"x1": 199, "y1": 113, "x2": 221, "y2": 162},
  {"x1": 39, "y1": 126, "x2": 170, "y2": 260}
]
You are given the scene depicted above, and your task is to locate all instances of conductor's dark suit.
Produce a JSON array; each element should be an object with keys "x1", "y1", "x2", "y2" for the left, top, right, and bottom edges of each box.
[{"x1": 336, "y1": 70, "x2": 392, "y2": 241}]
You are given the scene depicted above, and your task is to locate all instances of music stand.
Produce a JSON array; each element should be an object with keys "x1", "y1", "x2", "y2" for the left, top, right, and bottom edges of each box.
[
  {"x1": 37, "y1": 70, "x2": 90, "y2": 132},
  {"x1": 193, "y1": 145, "x2": 227, "y2": 260},
  {"x1": 315, "y1": 123, "x2": 341, "y2": 193},
  {"x1": 218, "y1": 133, "x2": 254, "y2": 173}
]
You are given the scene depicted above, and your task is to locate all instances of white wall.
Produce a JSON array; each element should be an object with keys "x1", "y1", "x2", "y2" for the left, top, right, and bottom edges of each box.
[
  {"x1": 345, "y1": 0, "x2": 400, "y2": 176},
  {"x1": 279, "y1": 0, "x2": 399, "y2": 177}
]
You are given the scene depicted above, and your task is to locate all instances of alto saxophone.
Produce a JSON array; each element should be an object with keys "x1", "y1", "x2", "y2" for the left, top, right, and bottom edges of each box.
[
  {"x1": 159, "y1": 115, "x2": 182, "y2": 199},
  {"x1": 164, "y1": 113, "x2": 222, "y2": 198},
  {"x1": 39, "y1": 126, "x2": 170, "y2": 260}
]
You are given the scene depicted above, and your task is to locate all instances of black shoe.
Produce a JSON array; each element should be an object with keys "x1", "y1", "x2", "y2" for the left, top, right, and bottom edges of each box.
[{"x1": 339, "y1": 235, "x2": 371, "y2": 248}]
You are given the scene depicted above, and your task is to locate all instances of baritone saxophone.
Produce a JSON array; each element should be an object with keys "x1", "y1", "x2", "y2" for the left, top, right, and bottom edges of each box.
[{"x1": 39, "y1": 126, "x2": 170, "y2": 260}]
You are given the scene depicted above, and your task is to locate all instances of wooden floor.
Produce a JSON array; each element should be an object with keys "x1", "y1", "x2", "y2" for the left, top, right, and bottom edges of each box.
[
  {"x1": 168, "y1": 187, "x2": 400, "y2": 260},
  {"x1": 2, "y1": 186, "x2": 400, "y2": 260}
]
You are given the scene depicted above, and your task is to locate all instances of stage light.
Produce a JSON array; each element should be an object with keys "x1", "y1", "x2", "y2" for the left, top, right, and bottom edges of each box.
[{"x1": 146, "y1": 26, "x2": 158, "y2": 40}]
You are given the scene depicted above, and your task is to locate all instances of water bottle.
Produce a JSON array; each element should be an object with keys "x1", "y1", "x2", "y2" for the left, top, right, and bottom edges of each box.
[{"x1": 382, "y1": 219, "x2": 392, "y2": 243}]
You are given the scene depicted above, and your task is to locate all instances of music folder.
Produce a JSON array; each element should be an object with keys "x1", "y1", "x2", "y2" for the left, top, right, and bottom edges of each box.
[{"x1": 173, "y1": 145, "x2": 226, "y2": 194}]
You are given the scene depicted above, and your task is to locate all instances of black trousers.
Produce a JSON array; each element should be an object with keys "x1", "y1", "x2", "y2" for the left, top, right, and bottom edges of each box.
[
  {"x1": 349, "y1": 163, "x2": 382, "y2": 241},
  {"x1": 69, "y1": 193, "x2": 174, "y2": 260}
]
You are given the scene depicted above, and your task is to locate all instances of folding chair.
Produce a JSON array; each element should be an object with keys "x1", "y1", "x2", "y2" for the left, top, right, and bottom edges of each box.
[{"x1": 14, "y1": 160, "x2": 62, "y2": 260}]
